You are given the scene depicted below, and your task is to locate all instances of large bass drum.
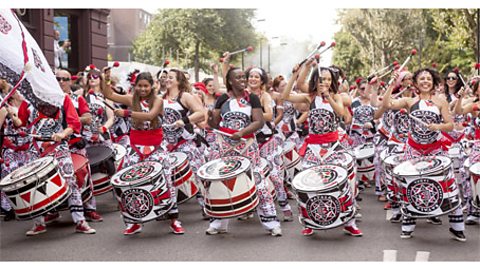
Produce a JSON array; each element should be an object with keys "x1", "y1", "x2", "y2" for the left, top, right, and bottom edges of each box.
[
  {"x1": 197, "y1": 156, "x2": 258, "y2": 219},
  {"x1": 292, "y1": 164, "x2": 355, "y2": 230},
  {"x1": 111, "y1": 161, "x2": 173, "y2": 224},
  {"x1": 169, "y1": 152, "x2": 199, "y2": 204},
  {"x1": 393, "y1": 156, "x2": 461, "y2": 218},
  {"x1": 0, "y1": 157, "x2": 71, "y2": 220}
]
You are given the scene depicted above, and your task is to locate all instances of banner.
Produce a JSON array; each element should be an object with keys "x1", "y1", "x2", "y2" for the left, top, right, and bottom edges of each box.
[{"x1": 0, "y1": 9, "x2": 65, "y2": 108}]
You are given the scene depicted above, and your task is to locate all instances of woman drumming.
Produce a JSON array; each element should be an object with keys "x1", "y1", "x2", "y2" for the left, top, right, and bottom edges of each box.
[
  {"x1": 206, "y1": 66, "x2": 282, "y2": 236},
  {"x1": 282, "y1": 64, "x2": 363, "y2": 237},
  {"x1": 102, "y1": 72, "x2": 185, "y2": 235},
  {"x1": 382, "y1": 68, "x2": 466, "y2": 241}
]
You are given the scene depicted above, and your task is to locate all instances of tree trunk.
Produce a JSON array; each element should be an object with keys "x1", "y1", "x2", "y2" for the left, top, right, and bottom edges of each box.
[{"x1": 194, "y1": 41, "x2": 200, "y2": 82}]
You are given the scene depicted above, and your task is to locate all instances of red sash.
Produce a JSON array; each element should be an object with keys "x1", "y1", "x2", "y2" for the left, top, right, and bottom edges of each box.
[
  {"x1": 298, "y1": 131, "x2": 339, "y2": 157},
  {"x1": 130, "y1": 129, "x2": 163, "y2": 146},
  {"x1": 406, "y1": 135, "x2": 447, "y2": 155}
]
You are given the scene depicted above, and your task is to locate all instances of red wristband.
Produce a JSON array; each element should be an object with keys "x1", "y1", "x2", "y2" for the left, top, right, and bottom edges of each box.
[{"x1": 101, "y1": 126, "x2": 107, "y2": 133}]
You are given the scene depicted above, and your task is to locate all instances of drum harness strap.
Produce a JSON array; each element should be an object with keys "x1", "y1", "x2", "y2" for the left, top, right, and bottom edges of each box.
[{"x1": 218, "y1": 134, "x2": 254, "y2": 157}]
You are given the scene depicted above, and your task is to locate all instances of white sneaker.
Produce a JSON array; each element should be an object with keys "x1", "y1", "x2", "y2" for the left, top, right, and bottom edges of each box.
[
  {"x1": 205, "y1": 227, "x2": 227, "y2": 235},
  {"x1": 270, "y1": 227, "x2": 282, "y2": 237}
]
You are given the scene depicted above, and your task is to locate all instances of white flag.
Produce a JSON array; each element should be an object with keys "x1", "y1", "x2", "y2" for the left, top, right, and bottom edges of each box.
[{"x1": 0, "y1": 9, "x2": 65, "y2": 107}]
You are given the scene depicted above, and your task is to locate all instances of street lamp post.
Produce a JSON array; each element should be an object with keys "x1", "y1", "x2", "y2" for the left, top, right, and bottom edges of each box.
[
  {"x1": 256, "y1": 19, "x2": 266, "y2": 69},
  {"x1": 268, "y1": 37, "x2": 279, "y2": 74}
]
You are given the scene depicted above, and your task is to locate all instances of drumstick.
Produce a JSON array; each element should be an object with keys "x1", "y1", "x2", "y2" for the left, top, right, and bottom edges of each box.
[
  {"x1": 399, "y1": 109, "x2": 429, "y2": 127},
  {"x1": 102, "y1": 100, "x2": 115, "y2": 111},
  {"x1": 212, "y1": 129, "x2": 247, "y2": 142}
]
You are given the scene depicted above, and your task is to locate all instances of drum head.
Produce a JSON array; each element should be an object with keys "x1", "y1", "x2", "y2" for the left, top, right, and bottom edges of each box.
[
  {"x1": 469, "y1": 162, "x2": 480, "y2": 175},
  {"x1": 354, "y1": 143, "x2": 375, "y2": 159},
  {"x1": 292, "y1": 165, "x2": 348, "y2": 192},
  {"x1": 197, "y1": 156, "x2": 251, "y2": 181},
  {"x1": 328, "y1": 152, "x2": 353, "y2": 168},
  {"x1": 111, "y1": 161, "x2": 164, "y2": 187},
  {"x1": 0, "y1": 157, "x2": 55, "y2": 187},
  {"x1": 384, "y1": 154, "x2": 403, "y2": 166},
  {"x1": 393, "y1": 156, "x2": 451, "y2": 177},
  {"x1": 168, "y1": 152, "x2": 188, "y2": 166},
  {"x1": 71, "y1": 153, "x2": 89, "y2": 172},
  {"x1": 113, "y1": 144, "x2": 127, "y2": 161},
  {"x1": 86, "y1": 146, "x2": 114, "y2": 166}
]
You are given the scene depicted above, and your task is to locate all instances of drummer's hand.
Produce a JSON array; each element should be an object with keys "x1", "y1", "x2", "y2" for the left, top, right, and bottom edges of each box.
[
  {"x1": 174, "y1": 119, "x2": 185, "y2": 128},
  {"x1": 364, "y1": 122, "x2": 373, "y2": 129},
  {"x1": 427, "y1": 123, "x2": 439, "y2": 131},
  {"x1": 98, "y1": 126, "x2": 107, "y2": 134},
  {"x1": 52, "y1": 132, "x2": 66, "y2": 142},
  {"x1": 230, "y1": 132, "x2": 242, "y2": 141}
]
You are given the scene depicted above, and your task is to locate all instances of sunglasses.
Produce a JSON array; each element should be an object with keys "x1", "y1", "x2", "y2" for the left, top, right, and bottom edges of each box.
[
  {"x1": 446, "y1": 77, "x2": 458, "y2": 81},
  {"x1": 359, "y1": 87, "x2": 366, "y2": 91},
  {"x1": 88, "y1": 74, "x2": 100, "y2": 80},
  {"x1": 56, "y1": 77, "x2": 71, "y2": 82}
]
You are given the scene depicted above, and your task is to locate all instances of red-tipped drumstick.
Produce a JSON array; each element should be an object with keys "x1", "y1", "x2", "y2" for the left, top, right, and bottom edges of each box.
[
  {"x1": 212, "y1": 128, "x2": 247, "y2": 142},
  {"x1": 399, "y1": 108, "x2": 428, "y2": 126},
  {"x1": 228, "y1": 46, "x2": 254, "y2": 56},
  {"x1": 387, "y1": 49, "x2": 417, "y2": 86},
  {"x1": 299, "y1": 41, "x2": 327, "y2": 66}
]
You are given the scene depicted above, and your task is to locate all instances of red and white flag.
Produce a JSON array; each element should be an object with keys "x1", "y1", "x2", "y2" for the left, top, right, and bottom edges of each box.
[{"x1": 0, "y1": 9, "x2": 64, "y2": 107}]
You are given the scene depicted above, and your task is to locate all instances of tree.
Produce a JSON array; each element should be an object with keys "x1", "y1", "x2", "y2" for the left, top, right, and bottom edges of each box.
[{"x1": 132, "y1": 9, "x2": 258, "y2": 81}]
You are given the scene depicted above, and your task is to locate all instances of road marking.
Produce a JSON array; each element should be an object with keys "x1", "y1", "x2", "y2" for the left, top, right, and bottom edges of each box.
[
  {"x1": 386, "y1": 209, "x2": 393, "y2": 220},
  {"x1": 415, "y1": 251, "x2": 430, "y2": 262},
  {"x1": 383, "y1": 250, "x2": 397, "y2": 262}
]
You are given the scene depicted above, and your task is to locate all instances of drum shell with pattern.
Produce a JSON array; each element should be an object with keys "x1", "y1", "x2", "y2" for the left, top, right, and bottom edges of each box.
[
  {"x1": 197, "y1": 156, "x2": 258, "y2": 219},
  {"x1": 259, "y1": 157, "x2": 276, "y2": 200},
  {"x1": 381, "y1": 152, "x2": 403, "y2": 203},
  {"x1": 292, "y1": 165, "x2": 355, "y2": 230},
  {"x1": 468, "y1": 163, "x2": 480, "y2": 209},
  {"x1": 0, "y1": 157, "x2": 71, "y2": 220},
  {"x1": 448, "y1": 144, "x2": 463, "y2": 175},
  {"x1": 86, "y1": 145, "x2": 115, "y2": 196},
  {"x1": 111, "y1": 161, "x2": 173, "y2": 224},
  {"x1": 283, "y1": 141, "x2": 302, "y2": 184},
  {"x1": 393, "y1": 156, "x2": 461, "y2": 218},
  {"x1": 169, "y1": 152, "x2": 199, "y2": 204}
]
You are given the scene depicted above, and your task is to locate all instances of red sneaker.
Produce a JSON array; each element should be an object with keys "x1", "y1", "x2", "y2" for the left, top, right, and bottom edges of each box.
[
  {"x1": 123, "y1": 223, "x2": 142, "y2": 235},
  {"x1": 384, "y1": 202, "x2": 392, "y2": 210},
  {"x1": 75, "y1": 220, "x2": 96, "y2": 234},
  {"x1": 85, "y1": 211, "x2": 103, "y2": 222},
  {"x1": 170, "y1": 220, "x2": 185, "y2": 234},
  {"x1": 25, "y1": 224, "x2": 47, "y2": 236},
  {"x1": 44, "y1": 212, "x2": 61, "y2": 224},
  {"x1": 343, "y1": 226, "x2": 363, "y2": 237},
  {"x1": 301, "y1": 227, "x2": 314, "y2": 236}
]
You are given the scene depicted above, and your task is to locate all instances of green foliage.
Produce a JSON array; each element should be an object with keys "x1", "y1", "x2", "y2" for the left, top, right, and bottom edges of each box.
[
  {"x1": 132, "y1": 9, "x2": 257, "y2": 80},
  {"x1": 333, "y1": 9, "x2": 479, "y2": 80}
]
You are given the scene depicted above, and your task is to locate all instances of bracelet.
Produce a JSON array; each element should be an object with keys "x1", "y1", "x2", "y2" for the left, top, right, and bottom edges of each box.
[{"x1": 123, "y1": 109, "x2": 132, "y2": 117}]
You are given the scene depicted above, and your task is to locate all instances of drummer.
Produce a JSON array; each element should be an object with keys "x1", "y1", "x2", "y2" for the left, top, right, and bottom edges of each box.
[
  {"x1": 42, "y1": 69, "x2": 104, "y2": 224},
  {"x1": 161, "y1": 68, "x2": 207, "y2": 218},
  {"x1": 102, "y1": 71, "x2": 185, "y2": 235},
  {"x1": 17, "y1": 95, "x2": 96, "y2": 236},
  {"x1": 281, "y1": 61, "x2": 363, "y2": 237},
  {"x1": 453, "y1": 78, "x2": 480, "y2": 226},
  {"x1": 382, "y1": 68, "x2": 466, "y2": 241},
  {"x1": 206, "y1": 66, "x2": 282, "y2": 236}
]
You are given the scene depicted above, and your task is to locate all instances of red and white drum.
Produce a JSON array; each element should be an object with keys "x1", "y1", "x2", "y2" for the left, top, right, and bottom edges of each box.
[
  {"x1": 292, "y1": 165, "x2": 355, "y2": 230},
  {"x1": 86, "y1": 145, "x2": 115, "y2": 196},
  {"x1": 468, "y1": 163, "x2": 480, "y2": 209},
  {"x1": 197, "y1": 156, "x2": 258, "y2": 219},
  {"x1": 0, "y1": 157, "x2": 71, "y2": 220},
  {"x1": 326, "y1": 152, "x2": 357, "y2": 198},
  {"x1": 169, "y1": 152, "x2": 199, "y2": 204},
  {"x1": 283, "y1": 141, "x2": 302, "y2": 184},
  {"x1": 382, "y1": 153, "x2": 403, "y2": 203},
  {"x1": 259, "y1": 157, "x2": 276, "y2": 200},
  {"x1": 111, "y1": 161, "x2": 173, "y2": 224},
  {"x1": 354, "y1": 142, "x2": 375, "y2": 185},
  {"x1": 393, "y1": 156, "x2": 461, "y2": 218},
  {"x1": 113, "y1": 143, "x2": 127, "y2": 171},
  {"x1": 58, "y1": 153, "x2": 93, "y2": 211}
]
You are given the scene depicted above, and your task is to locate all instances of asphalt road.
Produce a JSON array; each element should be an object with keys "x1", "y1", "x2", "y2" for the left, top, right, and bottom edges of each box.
[{"x1": 1, "y1": 186, "x2": 479, "y2": 262}]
